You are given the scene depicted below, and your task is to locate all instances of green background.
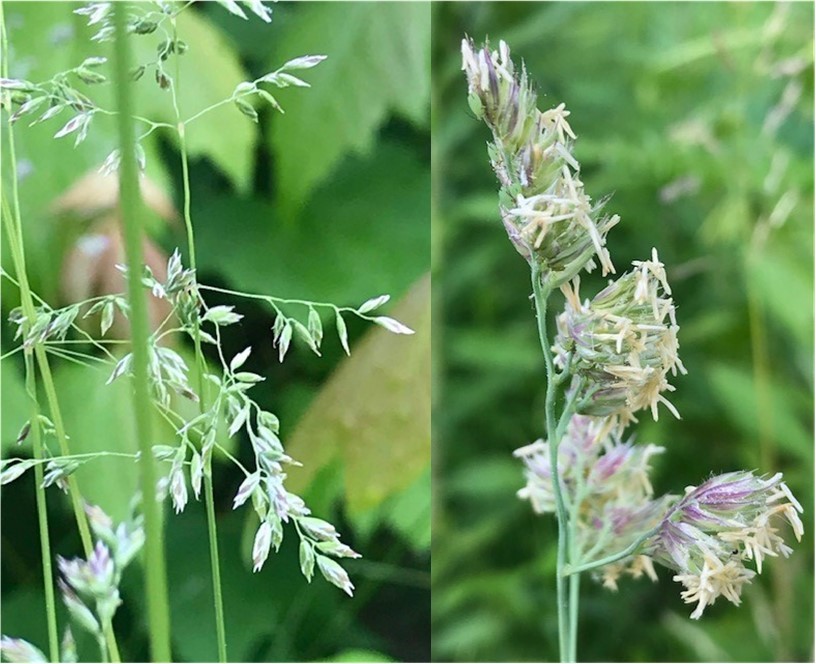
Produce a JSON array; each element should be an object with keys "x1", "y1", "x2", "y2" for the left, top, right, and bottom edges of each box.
[
  {"x1": 1, "y1": 2, "x2": 430, "y2": 662},
  {"x1": 432, "y1": 2, "x2": 813, "y2": 662}
]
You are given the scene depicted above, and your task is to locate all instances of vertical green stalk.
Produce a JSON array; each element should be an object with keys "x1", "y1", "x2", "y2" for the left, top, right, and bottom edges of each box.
[
  {"x1": 111, "y1": 6, "x2": 172, "y2": 661},
  {"x1": 178, "y1": 124, "x2": 228, "y2": 661},
  {"x1": 10, "y1": 354, "x2": 58, "y2": 662},
  {"x1": 531, "y1": 266, "x2": 571, "y2": 662},
  {"x1": 568, "y1": 486, "x2": 582, "y2": 663},
  {"x1": 181, "y1": 120, "x2": 229, "y2": 663},
  {"x1": 24, "y1": 355, "x2": 60, "y2": 662},
  {"x1": 429, "y1": 49, "x2": 445, "y2": 532},
  {"x1": 171, "y1": 17, "x2": 228, "y2": 661}
]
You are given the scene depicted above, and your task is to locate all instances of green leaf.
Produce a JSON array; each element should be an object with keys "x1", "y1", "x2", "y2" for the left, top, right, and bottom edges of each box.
[
  {"x1": 267, "y1": 2, "x2": 430, "y2": 216},
  {"x1": 51, "y1": 361, "x2": 141, "y2": 521},
  {"x1": 194, "y1": 139, "x2": 430, "y2": 306},
  {"x1": 285, "y1": 274, "x2": 430, "y2": 514},
  {"x1": 384, "y1": 467, "x2": 431, "y2": 551}
]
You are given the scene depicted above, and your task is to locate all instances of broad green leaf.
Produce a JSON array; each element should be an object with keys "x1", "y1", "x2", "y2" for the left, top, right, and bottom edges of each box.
[
  {"x1": 384, "y1": 466, "x2": 431, "y2": 551},
  {"x1": 351, "y1": 466, "x2": 431, "y2": 552},
  {"x1": 132, "y1": 9, "x2": 254, "y2": 192},
  {"x1": 51, "y1": 361, "x2": 141, "y2": 522},
  {"x1": 285, "y1": 274, "x2": 430, "y2": 514},
  {"x1": 267, "y1": 2, "x2": 430, "y2": 216},
  {"x1": 194, "y1": 139, "x2": 430, "y2": 305}
]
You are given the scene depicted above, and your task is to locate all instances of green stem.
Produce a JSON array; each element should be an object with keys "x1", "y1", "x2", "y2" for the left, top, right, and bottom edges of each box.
[
  {"x1": 567, "y1": 473, "x2": 588, "y2": 663},
  {"x1": 562, "y1": 526, "x2": 660, "y2": 577},
  {"x1": 203, "y1": 474, "x2": 227, "y2": 660},
  {"x1": 112, "y1": 7, "x2": 172, "y2": 661},
  {"x1": 97, "y1": 632, "x2": 109, "y2": 664},
  {"x1": 24, "y1": 352, "x2": 60, "y2": 662},
  {"x1": 568, "y1": 560, "x2": 580, "y2": 662},
  {"x1": 560, "y1": 382, "x2": 584, "y2": 662},
  {"x1": 172, "y1": 17, "x2": 227, "y2": 661},
  {"x1": 531, "y1": 265, "x2": 570, "y2": 662}
]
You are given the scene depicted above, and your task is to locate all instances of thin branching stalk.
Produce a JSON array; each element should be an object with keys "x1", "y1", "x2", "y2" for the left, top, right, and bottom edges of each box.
[
  {"x1": 111, "y1": 6, "x2": 171, "y2": 660},
  {"x1": 563, "y1": 526, "x2": 662, "y2": 577},
  {"x1": 171, "y1": 15, "x2": 228, "y2": 661}
]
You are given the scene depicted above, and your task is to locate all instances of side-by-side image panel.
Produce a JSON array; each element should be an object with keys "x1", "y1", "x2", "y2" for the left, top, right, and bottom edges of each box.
[
  {"x1": 432, "y1": 3, "x2": 813, "y2": 662},
  {"x1": 1, "y1": 2, "x2": 430, "y2": 662}
]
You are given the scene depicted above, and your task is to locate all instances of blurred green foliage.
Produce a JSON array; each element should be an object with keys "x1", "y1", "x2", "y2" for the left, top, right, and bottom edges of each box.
[
  {"x1": 1, "y1": 2, "x2": 429, "y2": 661},
  {"x1": 432, "y1": 3, "x2": 813, "y2": 662}
]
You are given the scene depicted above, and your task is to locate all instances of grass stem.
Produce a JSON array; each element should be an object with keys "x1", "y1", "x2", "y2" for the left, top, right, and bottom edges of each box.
[
  {"x1": 531, "y1": 266, "x2": 571, "y2": 662},
  {"x1": 24, "y1": 352, "x2": 60, "y2": 662},
  {"x1": 112, "y1": 6, "x2": 172, "y2": 660},
  {"x1": 172, "y1": 17, "x2": 228, "y2": 661}
]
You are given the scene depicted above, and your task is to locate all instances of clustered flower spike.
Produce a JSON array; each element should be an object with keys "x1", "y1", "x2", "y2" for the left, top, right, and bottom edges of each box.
[
  {"x1": 554, "y1": 248, "x2": 687, "y2": 427},
  {"x1": 646, "y1": 471, "x2": 804, "y2": 619},
  {"x1": 56, "y1": 504, "x2": 144, "y2": 641},
  {"x1": 461, "y1": 37, "x2": 619, "y2": 283},
  {"x1": 469, "y1": 36, "x2": 807, "y2": 623},
  {"x1": 515, "y1": 419, "x2": 805, "y2": 614},
  {"x1": 0, "y1": 505, "x2": 145, "y2": 662},
  {"x1": 515, "y1": 415, "x2": 672, "y2": 589}
]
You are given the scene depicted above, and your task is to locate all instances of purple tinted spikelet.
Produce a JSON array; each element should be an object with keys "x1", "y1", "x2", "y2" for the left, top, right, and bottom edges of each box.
[
  {"x1": 0, "y1": 637, "x2": 48, "y2": 663},
  {"x1": 515, "y1": 415, "x2": 670, "y2": 589},
  {"x1": 647, "y1": 471, "x2": 803, "y2": 619}
]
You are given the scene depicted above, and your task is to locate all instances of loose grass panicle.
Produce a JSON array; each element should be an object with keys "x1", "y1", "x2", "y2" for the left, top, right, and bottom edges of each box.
[{"x1": 1, "y1": 4, "x2": 416, "y2": 660}]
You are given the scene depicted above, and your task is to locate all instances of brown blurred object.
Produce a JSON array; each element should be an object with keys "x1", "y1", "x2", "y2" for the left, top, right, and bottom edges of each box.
[{"x1": 53, "y1": 170, "x2": 178, "y2": 341}]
